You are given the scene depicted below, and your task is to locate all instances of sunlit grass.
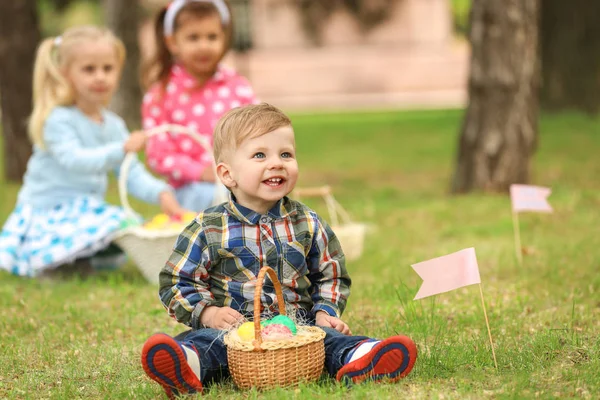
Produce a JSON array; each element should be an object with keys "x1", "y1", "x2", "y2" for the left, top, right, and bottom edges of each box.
[{"x1": 1, "y1": 109, "x2": 599, "y2": 398}]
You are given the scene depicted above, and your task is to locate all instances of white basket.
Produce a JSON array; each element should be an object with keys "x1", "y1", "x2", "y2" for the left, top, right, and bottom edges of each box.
[
  {"x1": 113, "y1": 124, "x2": 226, "y2": 284},
  {"x1": 293, "y1": 186, "x2": 366, "y2": 261},
  {"x1": 113, "y1": 227, "x2": 182, "y2": 284}
]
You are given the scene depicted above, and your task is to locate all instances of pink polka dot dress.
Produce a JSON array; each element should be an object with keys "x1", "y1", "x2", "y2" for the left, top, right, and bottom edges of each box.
[{"x1": 141, "y1": 64, "x2": 258, "y2": 210}]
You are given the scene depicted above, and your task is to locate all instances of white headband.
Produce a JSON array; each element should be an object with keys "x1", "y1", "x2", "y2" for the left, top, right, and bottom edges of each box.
[{"x1": 163, "y1": 0, "x2": 230, "y2": 36}]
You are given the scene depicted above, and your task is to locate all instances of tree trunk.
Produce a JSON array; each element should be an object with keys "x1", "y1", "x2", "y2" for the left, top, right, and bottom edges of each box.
[
  {"x1": 104, "y1": 0, "x2": 142, "y2": 129},
  {"x1": 452, "y1": 0, "x2": 540, "y2": 193},
  {"x1": 540, "y1": 0, "x2": 600, "y2": 114},
  {"x1": 0, "y1": 1, "x2": 40, "y2": 182}
]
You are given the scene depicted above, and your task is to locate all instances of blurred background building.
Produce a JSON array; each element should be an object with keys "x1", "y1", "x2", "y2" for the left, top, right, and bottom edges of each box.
[
  {"x1": 142, "y1": 0, "x2": 468, "y2": 111},
  {"x1": 0, "y1": 0, "x2": 471, "y2": 180}
]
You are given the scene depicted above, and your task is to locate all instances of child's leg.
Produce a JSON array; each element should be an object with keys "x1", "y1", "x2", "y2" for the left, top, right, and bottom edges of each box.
[
  {"x1": 141, "y1": 328, "x2": 228, "y2": 398},
  {"x1": 89, "y1": 243, "x2": 126, "y2": 270},
  {"x1": 321, "y1": 327, "x2": 417, "y2": 384},
  {"x1": 175, "y1": 182, "x2": 216, "y2": 212},
  {"x1": 38, "y1": 258, "x2": 95, "y2": 280},
  {"x1": 322, "y1": 327, "x2": 369, "y2": 377},
  {"x1": 181, "y1": 328, "x2": 230, "y2": 384}
]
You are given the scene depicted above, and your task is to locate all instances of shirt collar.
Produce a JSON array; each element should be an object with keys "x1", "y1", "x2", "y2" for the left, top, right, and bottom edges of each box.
[
  {"x1": 171, "y1": 63, "x2": 232, "y2": 85},
  {"x1": 225, "y1": 195, "x2": 297, "y2": 224},
  {"x1": 71, "y1": 106, "x2": 107, "y2": 126}
]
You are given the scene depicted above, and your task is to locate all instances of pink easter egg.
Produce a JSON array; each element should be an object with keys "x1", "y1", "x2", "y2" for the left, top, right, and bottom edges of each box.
[{"x1": 261, "y1": 323, "x2": 293, "y2": 341}]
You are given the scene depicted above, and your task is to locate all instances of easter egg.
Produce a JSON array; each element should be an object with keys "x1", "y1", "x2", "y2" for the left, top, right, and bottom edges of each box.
[
  {"x1": 263, "y1": 315, "x2": 297, "y2": 335},
  {"x1": 152, "y1": 213, "x2": 170, "y2": 226},
  {"x1": 119, "y1": 217, "x2": 139, "y2": 229},
  {"x1": 144, "y1": 222, "x2": 159, "y2": 230},
  {"x1": 183, "y1": 212, "x2": 197, "y2": 222},
  {"x1": 261, "y1": 323, "x2": 293, "y2": 341},
  {"x1": 236, "y1": 321, "x2": 255, "y2": 342}
]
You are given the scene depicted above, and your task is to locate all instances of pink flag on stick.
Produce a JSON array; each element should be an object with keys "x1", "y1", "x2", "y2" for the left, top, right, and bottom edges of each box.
[
  {"x1": 510, "y1": 184, "x2": 553, "y2": 213},
  {"x1": 412, "y1": 248, "x2": 481, "y2": 300}
]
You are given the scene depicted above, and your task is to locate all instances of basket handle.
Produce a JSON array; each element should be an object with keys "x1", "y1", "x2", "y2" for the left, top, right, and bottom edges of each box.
[
  {"x1": 293, "y1": 186, "x2": 332, "y2": 198},
  {"x1": 292, "y1": 185, "x2": 352, "y2": 226},
  {"x1": 118, "y1": 124, "x2": 220, "y2": 220},
  {"x1": 252, "y1": 266, "x2": 287, "y2": 349}
]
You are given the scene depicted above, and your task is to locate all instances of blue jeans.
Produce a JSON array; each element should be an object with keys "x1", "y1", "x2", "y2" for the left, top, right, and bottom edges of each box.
[
  {"x1": 176, "y1": 327, "x2": 370, "y2": 385},
  {"x1": 175, "y1": 182, "x2": 217, "y2": 212}
]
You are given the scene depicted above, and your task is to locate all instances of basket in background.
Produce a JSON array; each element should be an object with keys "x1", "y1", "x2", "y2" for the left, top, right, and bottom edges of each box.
[
  {"x1": 293, "y1": 186, "x2": 366, "y2": 261},
  {"x1": 113, "y1": 124, "x2": 226, "y2": 284}
]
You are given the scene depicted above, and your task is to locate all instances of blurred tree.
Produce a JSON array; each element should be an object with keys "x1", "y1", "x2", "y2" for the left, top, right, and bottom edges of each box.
[
  {"x1": 104, "y1": 0, "x2": 142, "y2": 129},
  {"x1": 453, "y1": 0, "x2": 540, "y2": 193},
  {"x1": 540, "y1": 0, "x2": 600, "y2": 114},
  {"x1": 49, "y1": 0, "x2": 74, "y2": 11},
  {"x1": 38, "y1": 0, "x2": 103, "y2": 36},
  {"x1": 298, "y1": 0, "x2": 394, "y2": 46},
  {"x1": 0, "y1": 1, "x2": 40, "y2": 182}
]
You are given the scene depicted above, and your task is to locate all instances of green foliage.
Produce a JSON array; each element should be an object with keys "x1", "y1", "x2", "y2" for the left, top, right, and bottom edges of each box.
[
  {"x1": 297, "y1": 0, "x2": 395, "y2": 45},
  {"x1": 451, "y1": 0, "x2": 471, "y2": 37},
  {"x1": 37, "y1": 0, "x2": 103, "y2": 36},
  {"x1": 1, "y1": 109, "x2": 600, "y2": 398}
]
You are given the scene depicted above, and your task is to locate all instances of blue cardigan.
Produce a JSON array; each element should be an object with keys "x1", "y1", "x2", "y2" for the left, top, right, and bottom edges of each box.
[{"x1": 17, "y1": 106, "x2": 170, "y2": 209}]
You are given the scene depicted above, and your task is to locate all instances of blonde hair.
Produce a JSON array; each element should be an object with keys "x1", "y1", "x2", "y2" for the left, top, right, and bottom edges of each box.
[
  {"x1": 213, "y1": 103, "x2": 292, "y2": 163},
  {"x1": 29, "y1": 25, "x2": 126, "y2": 148}
]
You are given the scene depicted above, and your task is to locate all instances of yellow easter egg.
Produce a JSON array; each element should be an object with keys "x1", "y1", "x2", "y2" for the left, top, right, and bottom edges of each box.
[
  {"x1": 237, "y1": 322, "x2": 255, "y2": 342},
  {"x1": 183, "y1": 212, "x2": 197, "y2": 222},
  {"x1": 144, "y1": 222, "x2": 158, "y2": 230},
  {"x1": 152, "y1": 214, "x2": 170, "y2": 226}
]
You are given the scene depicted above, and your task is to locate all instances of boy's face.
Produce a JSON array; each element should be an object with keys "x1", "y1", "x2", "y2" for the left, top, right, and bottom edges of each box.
[{"x1": 217, "y1": 125, "x2": 298, "y2": 214}]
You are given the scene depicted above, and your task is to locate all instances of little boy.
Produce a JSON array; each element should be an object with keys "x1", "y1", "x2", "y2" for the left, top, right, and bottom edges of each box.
[{"x1": 141, "y1": 103, "x2": 417, "y2": 398}]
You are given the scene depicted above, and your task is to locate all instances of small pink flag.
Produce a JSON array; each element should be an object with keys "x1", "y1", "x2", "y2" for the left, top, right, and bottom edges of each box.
[
  {"x1": 510, "y1": 184, "x2": 553, "y2": 213},
  {"x1": 412, "y1": 248, "x2": 481, "y2": 300}
]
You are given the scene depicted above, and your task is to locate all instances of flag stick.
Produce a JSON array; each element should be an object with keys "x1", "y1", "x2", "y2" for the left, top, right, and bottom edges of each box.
[
  {"x1": 478, "y1": 283, "x2": 498, "y2": 369},
  {"x1": 512, "y1": 211, "x2": 523, "y2": 266}
]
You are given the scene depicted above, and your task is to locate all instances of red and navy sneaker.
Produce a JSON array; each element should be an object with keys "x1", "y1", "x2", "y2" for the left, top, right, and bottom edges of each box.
[
  {"x1": 336, "y1": 336, "x2": 417, "y2": 384},
  {"x1": 141, "y1": 333, "x2": 203, "y2": 399}
]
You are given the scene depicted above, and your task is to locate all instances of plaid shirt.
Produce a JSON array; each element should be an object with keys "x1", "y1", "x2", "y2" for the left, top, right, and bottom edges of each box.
[{"x1": 159, "y1": 196, "x2": 351, "y2": 329}]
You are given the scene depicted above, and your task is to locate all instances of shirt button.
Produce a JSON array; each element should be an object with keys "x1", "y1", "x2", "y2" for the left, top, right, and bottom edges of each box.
[{"x1": 261, "y1": 217, "x2": 268, "y2": 223}]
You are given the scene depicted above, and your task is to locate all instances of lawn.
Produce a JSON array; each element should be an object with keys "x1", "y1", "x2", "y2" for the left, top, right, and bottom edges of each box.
[{"x1": 1, "y1": 109, "x2": 599, "y2": 399}]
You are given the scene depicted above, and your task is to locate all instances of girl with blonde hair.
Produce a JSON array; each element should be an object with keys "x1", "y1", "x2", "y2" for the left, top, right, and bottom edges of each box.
[{"x1": 0, "y1": 25, "x2": 187, "y2": 277}]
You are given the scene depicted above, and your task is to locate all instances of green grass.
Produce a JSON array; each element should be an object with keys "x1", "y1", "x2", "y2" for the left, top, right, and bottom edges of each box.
[{"x1": 1, "y1": 109, "x2": 600, "y2": 399}]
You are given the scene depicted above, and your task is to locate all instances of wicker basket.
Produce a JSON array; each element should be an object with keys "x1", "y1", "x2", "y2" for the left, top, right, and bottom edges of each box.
[
  {"x1": 113, "y1": 124, "x2": 227, "y2": 284},
  {"x1": 223, "y1": 267, "x2": 326, "y2": 390},
  {"x1": 293, "y1": 186, "x2": 366, "y2": 261}
]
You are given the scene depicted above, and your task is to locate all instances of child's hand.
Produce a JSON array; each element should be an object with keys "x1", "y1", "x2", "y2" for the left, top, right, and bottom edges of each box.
[
  {"x1": 158, "y1": 190, "x2": 190, "y2": 217},
  {"x1": 123, "y1": 130, "x2": 147, "y2": 153},
  {"x1": 200, "y1": 306, "x2": 244, "y2": 330},
  {"x1": 315, "y1": 311, "x2": 352, "y2": 335}
]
